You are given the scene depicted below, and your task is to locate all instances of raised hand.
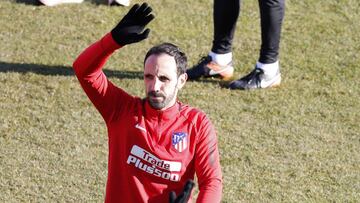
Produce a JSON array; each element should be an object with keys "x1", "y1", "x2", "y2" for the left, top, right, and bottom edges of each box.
[{"x1": 111, "y1": 3, "x2": 155, "y2": 46}]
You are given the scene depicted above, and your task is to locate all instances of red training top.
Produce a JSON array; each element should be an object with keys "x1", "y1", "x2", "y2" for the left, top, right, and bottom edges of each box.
[{"x1": 73, "y1": 33, "x2": 222, "y2": 203}]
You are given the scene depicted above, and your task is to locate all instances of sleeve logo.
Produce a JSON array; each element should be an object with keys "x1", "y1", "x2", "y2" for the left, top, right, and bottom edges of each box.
[{"x1": 172, "y1": 132, "x2": 188, "y2": 152}]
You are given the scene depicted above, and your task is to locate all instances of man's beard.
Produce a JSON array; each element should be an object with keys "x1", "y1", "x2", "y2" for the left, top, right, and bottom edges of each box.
[{"x1": 147, "y1": 90, "x2": 176, "y2": 110}]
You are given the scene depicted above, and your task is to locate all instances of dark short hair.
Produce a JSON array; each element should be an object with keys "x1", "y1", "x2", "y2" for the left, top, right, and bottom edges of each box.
[{"x1": 144, "y1": 43, "x2": 187, "y2": 76}]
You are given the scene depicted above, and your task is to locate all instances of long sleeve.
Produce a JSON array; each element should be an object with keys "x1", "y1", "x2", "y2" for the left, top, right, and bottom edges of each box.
[
  {"x1": 73, "y1": 33, "x2": 134, "y2": 123},
  {"x1": 195, "y1": 116, "x2": 223, "y2": 203}
]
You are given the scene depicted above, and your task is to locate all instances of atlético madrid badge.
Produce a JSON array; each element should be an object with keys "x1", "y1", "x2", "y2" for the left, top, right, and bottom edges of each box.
[{"x1": 172, "y1": 132, "x2": 188, "y2": 152}]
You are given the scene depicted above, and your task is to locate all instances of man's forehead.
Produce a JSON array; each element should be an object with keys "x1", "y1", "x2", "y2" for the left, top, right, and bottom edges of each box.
[{"x1": 144, "y1": 54, "x2": 177, "y2": 75}]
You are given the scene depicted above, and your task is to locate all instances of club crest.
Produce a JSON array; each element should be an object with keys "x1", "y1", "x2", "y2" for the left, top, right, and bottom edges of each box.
[{"x1": 172, "y1": 132, "x2": 188, "y2": 152}]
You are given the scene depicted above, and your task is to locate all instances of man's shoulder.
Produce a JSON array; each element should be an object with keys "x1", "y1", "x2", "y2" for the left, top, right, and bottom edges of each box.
[
  {"x1": 178, "y1": 102, "x2": 209, "y2": 121},
  {"x1": 178, "y1": 102, "x2": 215, "y2": 134}
]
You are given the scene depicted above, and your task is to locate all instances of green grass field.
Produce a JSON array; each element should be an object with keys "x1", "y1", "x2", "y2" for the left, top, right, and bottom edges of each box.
[{"x1": 1, "y1": 0, "x2": 359, "y2": 202}]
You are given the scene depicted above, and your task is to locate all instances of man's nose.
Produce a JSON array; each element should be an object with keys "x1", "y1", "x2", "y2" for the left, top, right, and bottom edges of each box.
[{"x1": 152, "y1": 78, "x2": 162, "y2": 92}]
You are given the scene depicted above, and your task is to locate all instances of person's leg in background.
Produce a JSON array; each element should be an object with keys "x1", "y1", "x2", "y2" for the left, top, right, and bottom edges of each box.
[
  {"x1": 186, "y1": 0, "x2": 240, "y2": 81},
  {"x1": 229, "y1": 0, "x2": 285, "y2": 90}
]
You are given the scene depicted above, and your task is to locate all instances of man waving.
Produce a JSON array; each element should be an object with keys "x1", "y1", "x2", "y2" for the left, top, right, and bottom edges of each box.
[{"x1": 73, "y1": 3, "x2": 222, "y2": 203}]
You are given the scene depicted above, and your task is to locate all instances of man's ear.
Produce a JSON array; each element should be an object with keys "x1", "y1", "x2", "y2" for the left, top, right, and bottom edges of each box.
[{"x1": 176, "y1": 73, "x2": 188, "y2": 90}]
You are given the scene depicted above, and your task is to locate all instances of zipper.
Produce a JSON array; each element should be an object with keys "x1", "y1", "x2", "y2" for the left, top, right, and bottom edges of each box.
[{"x1": 156, "y1": 111, "x2": 162, "y2": 142}]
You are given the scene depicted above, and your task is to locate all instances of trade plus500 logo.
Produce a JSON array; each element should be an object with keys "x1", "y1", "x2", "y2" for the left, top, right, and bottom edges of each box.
[{"x1": 127, "y1": 145, "x2": 182, "y2": 182}]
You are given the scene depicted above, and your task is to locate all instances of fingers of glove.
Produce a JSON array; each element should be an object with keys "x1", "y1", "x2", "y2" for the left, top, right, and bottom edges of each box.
[
  {"x1": 143, "y1": 5, "x2": 152, "y2": 15},
  {"x1": 169, "y1": 191, "x2": 177, "y2": 203},
  {"x1": 183, "y1": 180, "x2": 195, "y2": 194},
  {"x1": 130, "y1": 13, "x2": 154, "y2": 28},
  {"x1": 137, "y1": 3, "x2": 150, "y2": 15},
  {"x1": 139, "y1": 14, "x2": 155, "y2": 27},
  {"x1": 133, "y1": 3, "x2": 153, "y2": 23},
  {"x1": 139, "y1": 4, "x2": 153, "y2": 18},
  {"x1": 136, "y1": 28, "x2": 150, "y2": 41},
  {"x1": 125, "y1": 3, "x2": 140, "y2": 19},
  {"x1": 178, "y1": 181, "x2": 194, "y2": 202},
  {"x1": 182, "y1": 192, "x2": 190, "y2": 202}
]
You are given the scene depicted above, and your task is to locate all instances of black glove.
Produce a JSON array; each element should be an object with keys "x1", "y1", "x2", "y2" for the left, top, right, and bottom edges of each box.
[
  {"x1": 169, "y1": 180, "x2": 195, "y2": 203},
  {"x1": 111, "y1": 3, "x2": 155, "y2": 46}
]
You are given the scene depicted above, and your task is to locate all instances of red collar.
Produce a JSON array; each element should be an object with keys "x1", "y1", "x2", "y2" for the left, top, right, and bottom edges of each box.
[{"x1": 144, "y1": 100, "x2": 181, "y2": 120}]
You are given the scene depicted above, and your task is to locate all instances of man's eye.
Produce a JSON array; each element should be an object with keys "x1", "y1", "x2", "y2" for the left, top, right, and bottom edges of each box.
[
  {"x1": 159, "y1": 76, "x2": 169, "y2": 82},
  {"x1": 145, "y1": 75, "x2": 154, "y2": 80}
]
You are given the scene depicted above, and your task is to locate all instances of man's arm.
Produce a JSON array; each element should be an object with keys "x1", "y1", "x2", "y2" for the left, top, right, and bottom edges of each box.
[
  {"x1": 72, "y1": 3, "x2": 154, "y2": 122},
  {"x1": 195, "y1": 116, "x2": 223, "y2": 203},
  {"x1": 73, "y1": 33, "x2": 128, "y2": 122}
]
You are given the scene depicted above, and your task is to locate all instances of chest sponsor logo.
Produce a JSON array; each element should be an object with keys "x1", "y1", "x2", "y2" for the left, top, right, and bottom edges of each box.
[
  {"x1": 172, "y1": 132, "x2": 188, "y2": 152},
  {"x1": 127, "y1": 145, "x2": 181, "y2": 182}
]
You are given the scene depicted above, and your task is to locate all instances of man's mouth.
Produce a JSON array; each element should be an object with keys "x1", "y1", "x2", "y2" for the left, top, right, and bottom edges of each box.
[{"x1": 150, "y1": 96, "x2": 164, "y2": 102}]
